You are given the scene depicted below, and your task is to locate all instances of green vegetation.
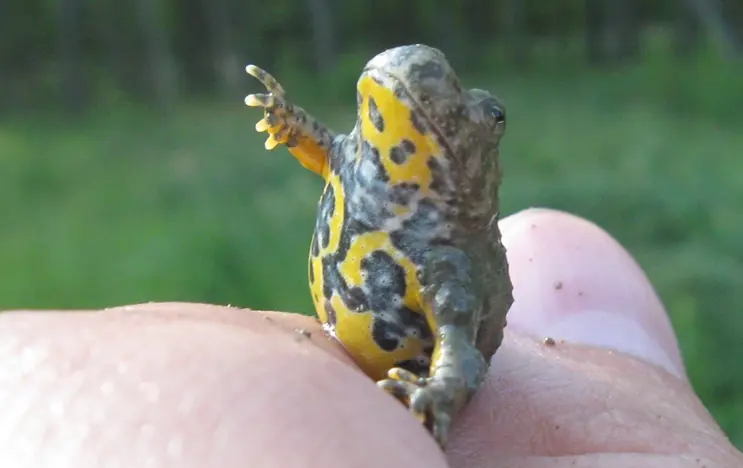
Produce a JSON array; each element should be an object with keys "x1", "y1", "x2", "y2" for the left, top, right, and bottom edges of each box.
[{"x1": 1, "y1": 49, "x2": 741, "y2": 447}]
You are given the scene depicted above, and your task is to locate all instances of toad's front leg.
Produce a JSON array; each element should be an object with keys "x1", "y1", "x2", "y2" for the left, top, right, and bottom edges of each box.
[
  {"x1": 378, "y1": 245, "x2": 489, "y2": 447},
  {"x1": 244, "y1": 65, "x2": 335, "y2": 177}
]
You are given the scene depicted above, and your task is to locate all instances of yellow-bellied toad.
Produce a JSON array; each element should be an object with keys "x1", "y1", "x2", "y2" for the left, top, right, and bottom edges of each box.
[{"x1": 244, "y1": 44, "x2": 513, "y2": 447}]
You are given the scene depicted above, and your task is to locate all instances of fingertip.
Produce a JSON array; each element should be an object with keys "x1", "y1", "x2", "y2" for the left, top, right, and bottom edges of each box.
[
  {"x1": 499, "y1": 208, "x2": 686, "y2": 379},
  {"x1": 0, "y1": 305, "x2": 448, "y2": 468}
]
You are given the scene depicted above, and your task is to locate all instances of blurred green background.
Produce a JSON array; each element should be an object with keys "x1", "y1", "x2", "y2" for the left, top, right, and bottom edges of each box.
[{"x1": 1, "y1": 0, "x2": 742, "y2": 448}]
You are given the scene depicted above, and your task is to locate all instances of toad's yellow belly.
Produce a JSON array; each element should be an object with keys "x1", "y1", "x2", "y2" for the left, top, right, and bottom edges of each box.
[{"x1": 308, "y1": 180, "x2": 432, "y2": 381}]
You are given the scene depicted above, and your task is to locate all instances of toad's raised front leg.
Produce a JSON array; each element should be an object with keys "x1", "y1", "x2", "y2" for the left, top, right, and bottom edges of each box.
[
  {"x1": 378, "y1": 245, "x2": 489, "y2": 447},
  {"x1": 245, "y1": 65, "x2": 335, "y2": 177}
]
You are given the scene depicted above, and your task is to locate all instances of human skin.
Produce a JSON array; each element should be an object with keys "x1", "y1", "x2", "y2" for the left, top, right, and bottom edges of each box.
[{"x1": 0, "y1": 208, "x2": 741, "y2": 467}]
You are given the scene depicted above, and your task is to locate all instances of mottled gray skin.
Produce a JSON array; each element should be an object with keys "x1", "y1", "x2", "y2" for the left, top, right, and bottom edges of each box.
[{"x1": 245, "y1": 44, "x2": 513, "y2": 448}]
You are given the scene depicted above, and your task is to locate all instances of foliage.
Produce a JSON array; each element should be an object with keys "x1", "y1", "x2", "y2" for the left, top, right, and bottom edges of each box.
[{"x1": 2, "y1": 0, "x2": 742, "y2": 111}]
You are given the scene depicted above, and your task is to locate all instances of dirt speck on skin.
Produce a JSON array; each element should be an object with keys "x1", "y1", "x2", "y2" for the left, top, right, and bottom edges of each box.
[
  {"x1": 543, "y1": 337, "x2": 556, "y2": 346},
  {"x1": 295, "y1": 328, "x2": 312, "y2": 339},
  {"x1": 554, "y1": 281, "x2": 563, "y2": 290}
]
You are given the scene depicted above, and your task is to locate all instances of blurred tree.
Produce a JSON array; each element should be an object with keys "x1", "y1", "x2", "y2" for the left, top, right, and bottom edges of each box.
[
  {"x1": 605, "y1": 0, "x2": 640, "y2": 63},
  {"x1": 683, "y1": 0, "x2": 742, "y2": 58},
  {"x1": 90, "y1": 1, "x2": 127, "y2": 96},
  {"x1": 0, "y1": 0, "x2": 741, "y2": 111},
  {"x1": 584, "y1": 0, "x2": 639, "y2": 65},
  {"x1": 675, "y1": 2, "x2": 702, "y2": 56},
  {"x1": 585, "y1": 0, "x2": 605, "y2": 64},
  {"x1": 56, "y1": 0, "x2": 87, "y2": 113},
  {"x1": 203, "y1": 0, "x2": 241, "y2": 96},
  {"x1": 136, "y1": 0, "x2": 177, "y2": 110},
  {"x1": 501, "y1": 0, "x2": 529, "y2": 67},
  {"x1": 306, "y1": 0, "x2": 336, "y2": 72}
]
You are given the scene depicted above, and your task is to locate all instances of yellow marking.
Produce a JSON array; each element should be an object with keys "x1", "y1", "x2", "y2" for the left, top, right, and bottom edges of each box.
[
  {"x1": 330, "y1": 230, "x2": 427, "y2": 380},
  {"x1": 309, "y1": 75, "x2": 448, "y2": 382},
  {"x1": 352, "y1": 76, "x2": 447, "y2": 372},
  {"x1": 324, "y1": 172, "x2": 344, "y2": 253},
  {"x1": 357, "y1": 76, "x2": 442, "y2": 190},
  {"x1": 309, "y1": 172, "x2": 344, "y2": 322},
  {"x1": 391, "y1": 204, "x2": 412, "y2": 217},
  {"x1": 337, "y1": 230, "x2": 420, "y2": 310},
  {"x1": 288, "y1": 138, "x2": 329, "y2": 178},
  {"x1": 333, "y1": 288, "x2": 428, "y2": 380},
  {"x1": 309, "y1": 240, "x2": 327, "y2": 324}
]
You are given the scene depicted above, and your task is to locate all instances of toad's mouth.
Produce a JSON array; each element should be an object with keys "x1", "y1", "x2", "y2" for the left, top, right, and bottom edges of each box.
[{"x1": 364, "y1": 68, "x2": 457, "y2": 160}]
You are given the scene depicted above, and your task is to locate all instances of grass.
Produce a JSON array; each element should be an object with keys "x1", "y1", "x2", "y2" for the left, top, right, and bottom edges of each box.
[{"x1": 1, "y1": 49, "x2": 742, "y2": 448}]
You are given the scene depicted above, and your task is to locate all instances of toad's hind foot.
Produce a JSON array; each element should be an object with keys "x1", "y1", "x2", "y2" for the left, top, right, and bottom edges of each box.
[{"x1": 378, "y1": 368, "x2": 453, "y2": 446}]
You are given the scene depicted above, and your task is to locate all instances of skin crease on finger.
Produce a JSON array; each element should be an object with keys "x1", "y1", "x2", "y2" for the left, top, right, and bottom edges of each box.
[{"x1": 0, "y1": 208, "x2": 740, "y2": 468}]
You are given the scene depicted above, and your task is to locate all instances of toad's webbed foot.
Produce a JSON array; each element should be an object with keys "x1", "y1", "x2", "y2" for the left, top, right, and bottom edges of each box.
[
  {"x1": 378, "y1": 340, "x2": 488, "y2": 447},
  {"x1": 379, "y1": 245, "x2": 492, "y2": 447},
  {"x1": 378, "y1": 368, "x2": 453, "y2": 445},
  {"x1": 244, "y1": 65, "x2": 335, "y2": 176}
]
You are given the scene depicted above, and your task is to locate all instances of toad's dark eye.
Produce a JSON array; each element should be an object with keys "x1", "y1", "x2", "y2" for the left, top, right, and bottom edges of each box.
[{"x1": 487, "y1": 104, "x2": 505, "y2": 123}]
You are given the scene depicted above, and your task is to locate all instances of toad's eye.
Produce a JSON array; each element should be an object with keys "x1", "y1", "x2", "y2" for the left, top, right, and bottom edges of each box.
[{"x1": 486, "y1": 104, "x2": 505, "y2": 124}]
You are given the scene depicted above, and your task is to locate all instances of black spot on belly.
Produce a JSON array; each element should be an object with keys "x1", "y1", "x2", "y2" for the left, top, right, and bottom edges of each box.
[
  {"x1": 317, "y1": 184, "x2": 336, "y2": 249},
  {"x1": 344, "y1": 286, "x2": 369, "y2": 312},
  {"x1": 324, "y1": 299, "x2": 337, "y2": 326},
  {"x1": 410, "y1": 109, "x2": 427, "y2": 135},
  {"x1": 310, "y1": 234, "x2": 319, "y2": 257},
  {"x1": 401, "y1": 139, "x2": 416, "y2": 154},
  {"x1": 368, "y1": 96, "x2": 384, "y2": 133},
  {"x1": 390, "y1": 145, "x2": 407, "y2": 164},
  {"x1": 367, "y1": 144, "x2": 390, "y2": 183},
  {"x1": 309, "y1": 261, "x2": 315, "y2": 284},
  {"x1": 395, "y1": 358, "x2": 429, "y2": 376},
  {"x1": 372, "y1": 319, "x2": 402, "y2": 351},
  {"x1": 321, "y1": 256, "x2": 340, "y2": 300},
  {"x1": 390, "y1": 138, "x2": 418, "y2": 165},
  {"x1": 400, "y1": 306, "x2": 433, "y2": 342},
  {"x1": 361, "y1": 250, "x2": 407, "y2": 310},
  {"x1": 320, "y1": 244, "x2": 372, "y2": 313},
  {"x1": 389, "y1": 182, "x2": 420, "y2": 205},
  {"x1": 370, "y1": 306, "x2": 432, "y2": 353},
  {"x1": 335, "y1": 217, "x2": 375, "y2": 264}
]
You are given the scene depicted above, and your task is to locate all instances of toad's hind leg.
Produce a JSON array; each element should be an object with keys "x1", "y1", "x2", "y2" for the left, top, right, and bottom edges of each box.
[
  {"x1": 244, "y1": 65, "x2": 335, "y2": 177},
  {"x1": 378, "y1": 246, "x2": 489, "y2": 447}
]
